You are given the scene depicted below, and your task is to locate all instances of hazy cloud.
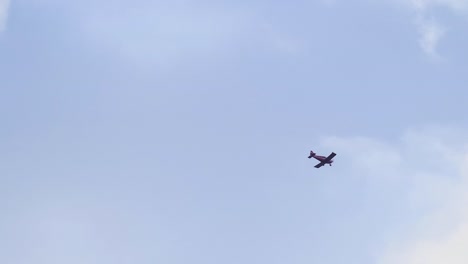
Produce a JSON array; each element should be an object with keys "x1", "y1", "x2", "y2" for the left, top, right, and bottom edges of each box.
[
  {"x1": 77, "y1": 2, "x2": 301, "y2": 68},
  {"x1": 0, "y1": 0, "x2": 10, "y2": 32},
  {"x1": 409, "y1": 0, "x2": 468, "y2": 12},
  {"x1": 320, "y1": 125, "x2": 468, "y2": 264},
  {"x1": 396, "y1": 0, "x2": 468, "y2": 56},
  {"x1": 416, "y1": 16, "x2": 446, "y2": 58}
]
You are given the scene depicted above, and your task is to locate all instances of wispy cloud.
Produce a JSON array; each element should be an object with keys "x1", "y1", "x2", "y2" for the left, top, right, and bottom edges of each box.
[
  {"x1": 416, "y1": 16, "x2": 446, "y2": 58},
  {"x1": 320, "y1": 125, "x2": 468, "y2": 264},
  {"x1": 397, "y1": 0, "x2": 468, "y2": 57},
  {"x1": 409, "y1": 0, "x2": 468, "y2": 12},
  {"x1": 76, "y1": 2, "x2": 301, "y2": 68},
  {"x1": 0, "y1": 0, "x2": 10, "y2": 32}
]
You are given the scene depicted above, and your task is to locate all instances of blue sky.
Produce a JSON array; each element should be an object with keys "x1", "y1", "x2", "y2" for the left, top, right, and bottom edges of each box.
[{"x1": 2, "y1": 1, "x2": 468, "y2": 264}]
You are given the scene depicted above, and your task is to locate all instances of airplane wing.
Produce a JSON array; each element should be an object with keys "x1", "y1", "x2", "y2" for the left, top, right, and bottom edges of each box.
[
  {"x1": 314, "y1": 152, "x2": 336, "y2": 168},
  {"x1": 314, "y1": 162, "x2": 325, "y2": 168},
  {"x1": 323, "y1": 152, "x2": 336, "y2": 163}
]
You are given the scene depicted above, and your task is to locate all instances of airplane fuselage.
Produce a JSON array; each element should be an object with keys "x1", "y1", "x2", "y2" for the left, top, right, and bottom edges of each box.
[{"x1": 314, "y1": 156, "x2": 333, "y2": 164}]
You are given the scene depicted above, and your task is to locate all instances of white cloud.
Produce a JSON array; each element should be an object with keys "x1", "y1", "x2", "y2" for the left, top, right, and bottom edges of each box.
[
  {"x1": 319, "y1": 125, "x2": 468, "y2": 264},
  {"x1": 416, "y1": 16, "x2": 446, "y2": 58},
  {"x1": 394, "y1": 0, "x2": 468, "y2": 56},
  {"x1": 77, "y1": 2, "x2": 301, "y2": 68},
  {"x1": 409, "y1": 0, "x2": 468, "y2": 12},
  {"x1": 0, "y1": 0, "x2": 10, "y2": 32}
]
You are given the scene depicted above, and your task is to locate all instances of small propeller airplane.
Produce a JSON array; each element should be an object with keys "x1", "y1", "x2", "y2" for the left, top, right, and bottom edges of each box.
[{"x1": 308, "y1": 150, "x2": 336, "y2": 168}]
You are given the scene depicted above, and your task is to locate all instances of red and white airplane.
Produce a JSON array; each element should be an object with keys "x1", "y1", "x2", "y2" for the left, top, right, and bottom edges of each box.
[{"x1": 308, "y1": 150, "x2": 336, "y2": 168}]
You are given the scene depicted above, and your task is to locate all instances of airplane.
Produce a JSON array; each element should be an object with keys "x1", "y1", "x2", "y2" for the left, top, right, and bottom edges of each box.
[{"x1": 308, "y1": 150, "x2": 336, "y2": 168}]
